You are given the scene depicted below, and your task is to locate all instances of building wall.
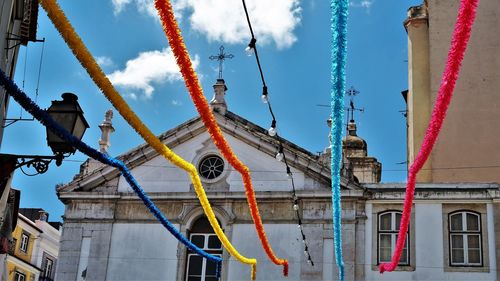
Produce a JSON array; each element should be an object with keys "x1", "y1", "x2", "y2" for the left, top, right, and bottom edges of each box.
[
  {"x1": 364, "y1": 200, "x2": 497, "y2": 281},
  {"x1": 33, "y1": 219, "x2": 61, "y2": 280},
  {"x1": 406, "y1": 0, "x2": 500, "y2": 183},
  {"x1": 7, "y1": 215, "x2": 41, "y2": 281},
  {"x1": 0, "y1": 0, "x2": 22, "y2": 148}
]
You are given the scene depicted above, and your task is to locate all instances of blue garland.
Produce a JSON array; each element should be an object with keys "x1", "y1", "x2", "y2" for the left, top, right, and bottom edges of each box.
[
  {"x1": 0, "y1": 69, "x2": 222, "y2": 277},
  {"x1": 330, "y1": 0, "x2": 348, "y2": 280}
]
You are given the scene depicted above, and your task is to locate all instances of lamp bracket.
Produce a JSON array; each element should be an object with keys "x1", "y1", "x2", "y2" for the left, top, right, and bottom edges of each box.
[{"x1": 13, "y1": 154, "x2": 64, "y2": 176}]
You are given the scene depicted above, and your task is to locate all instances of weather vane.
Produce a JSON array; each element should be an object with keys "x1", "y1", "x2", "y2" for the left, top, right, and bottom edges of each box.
[
  {"x1": 346, "y1": 86, "x2": 364, "y2": 122},
  {"x1": 209, "y1": 45, "x2": 234, "y2": 79}
]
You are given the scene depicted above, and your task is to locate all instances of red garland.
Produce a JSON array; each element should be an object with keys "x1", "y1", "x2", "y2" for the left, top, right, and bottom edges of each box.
[
  {"x1": 379, "y1": 0, "x2": 479, "y2": 273},
  {"x1": 154, "y1": 0, "x2": 289, "y2": 276}
]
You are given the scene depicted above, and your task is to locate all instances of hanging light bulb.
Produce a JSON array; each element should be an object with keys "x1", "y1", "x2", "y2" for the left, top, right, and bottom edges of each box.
[
  {"x1": 245, "y1": 38, "x2": 257, "y2": 56},
  {"x1": 297, "y1": 224, "x2": 301, "y2": 229},
  {"x1": 307, "y1": 259, "x2": 312, "y2": 265},
  {"x1": 276, "y1": 145, "x2": 284, "y2": 161},
  {"x1": 276, "y1": 152, "x2": 284, "y2": 162},
  {"x1": 304, "y1": 250, "x2": 308, "y2": 257},
  {"x1": 302, "y1": 239, "x2": 306, "y2": 244},
  {"x1": 286, "y1": 167, "x2": 292, "y2": 178},
  {"x1": 261, "y1": 86, "x2": 269, "y2": 103},
  {"x1": 268, "y1": 120, "x2": 277, "y2": 136},
  {"x1": 293, "y1": 203, "x2": 299, "y2": 211}
]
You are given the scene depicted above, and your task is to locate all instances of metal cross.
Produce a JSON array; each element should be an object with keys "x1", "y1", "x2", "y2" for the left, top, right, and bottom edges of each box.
[
  {"x1": 209, "y1": 45, "x2": 234, "y2": 79},
  {"x1": 345, "y1": 86, "x2": 364, "y2": 122}
]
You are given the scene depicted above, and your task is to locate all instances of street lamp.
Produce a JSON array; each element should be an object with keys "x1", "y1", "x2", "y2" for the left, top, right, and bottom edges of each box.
[
  {"x1": 0, "y1": 92, "x2": 89, "y2": 176},
  {"x1": 46, "y1": 92, "x2": 89, "y2": 156}
]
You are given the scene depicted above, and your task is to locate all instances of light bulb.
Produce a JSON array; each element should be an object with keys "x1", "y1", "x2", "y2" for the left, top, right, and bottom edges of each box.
[
  {"x1": 276, "y1": 152, "x2": 284, "y2": 162},
  {"x1": 261, "y1": 94, "x2": 269, "y2": 103},
  {"x1": 293, "y1": 204, "x2": 299, "y2": 211},
  {"x1": 302, "y1": 239, "x2": 306, "y2": 244},
  {"x1": 304, "y1": 250, "x2": 308, "y2": 257},
  {"x1": 307, "y1": 259, "x2": 312, "y2": 265},
  {"x1": 268, "y1": 126, "x2": 277, "y2": 137},
  {"x1": 245, "y1": 45, "x2": 255, "y2": 56},
  {"x1": 297, "y1": 224, "x2": 301, "y2": 229}
]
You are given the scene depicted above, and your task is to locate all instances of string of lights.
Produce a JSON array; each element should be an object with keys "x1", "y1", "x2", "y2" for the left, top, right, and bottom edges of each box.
[{"x1": 241, "y1": 0, "x2": 314, "y2": 267}]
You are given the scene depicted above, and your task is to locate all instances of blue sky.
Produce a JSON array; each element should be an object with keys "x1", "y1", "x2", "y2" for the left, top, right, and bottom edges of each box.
[{"x1": 2, "y1": 0, "x2": 421, "y2": 221}]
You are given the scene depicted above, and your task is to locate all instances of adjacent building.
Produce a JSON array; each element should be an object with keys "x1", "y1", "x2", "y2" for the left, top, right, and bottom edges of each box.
[
  {"x1": 7, "y1": 209, "x2": 60, "y2": 281},
  {"x1": 0, "y1": 0, "x2": 39, "y2": 148},
  {"x1": 404, "y1": 0, "x2": 500, "y2": 183}
]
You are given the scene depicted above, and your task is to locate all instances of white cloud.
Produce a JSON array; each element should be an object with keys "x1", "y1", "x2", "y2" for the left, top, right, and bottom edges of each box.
[
  {"x1": 111, "y1": 0, "x2": 302, "y2": 49},
  {"x1": 350, "y1": 0, "x2": 374, "y2": 11},
  {"x1": 174, "y1": 0, "x2": 302, "y2": 49},
  {"x1": 96, "y1": 56, "x2": 114, "y2": 67},
  {"x1": 111, "y1": 0, "x2": 132, "y2": 15},
  {"x1": 112, "y1": 0, "x2": 157, "y2": 17},
  {"x1": 107, "y1": 48, "x2": 200, "y2": 99},
  {"x1": 171, "y1": 100, "x2": 182, "y2": 106}
]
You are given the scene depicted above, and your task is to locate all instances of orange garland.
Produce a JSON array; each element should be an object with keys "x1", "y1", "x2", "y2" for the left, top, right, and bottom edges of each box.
[{"x1": 154, "y1": 0, "x2": 289, "y2": 276}]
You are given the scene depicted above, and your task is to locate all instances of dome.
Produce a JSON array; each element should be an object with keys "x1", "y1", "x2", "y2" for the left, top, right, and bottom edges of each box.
[{"x1": 342, "y1": 121, "x2": 367, "y2": 157}]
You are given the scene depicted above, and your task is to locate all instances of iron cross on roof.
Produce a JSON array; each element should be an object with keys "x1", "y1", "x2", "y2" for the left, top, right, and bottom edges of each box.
[
  {"x1": 209, "y1": 45, "x2": 234, "y2": 79},
  {"x1": 346, "y1": 86, "x2": 364, "y2": 122}
]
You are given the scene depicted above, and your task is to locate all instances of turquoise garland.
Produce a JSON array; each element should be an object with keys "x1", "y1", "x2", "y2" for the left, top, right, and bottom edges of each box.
[
  {"x1": 330, "y1": 0, "x2": 348, "y2": 280},
  {"x1": 0, "y1": 69, "x2": 222, "y2": 278}
]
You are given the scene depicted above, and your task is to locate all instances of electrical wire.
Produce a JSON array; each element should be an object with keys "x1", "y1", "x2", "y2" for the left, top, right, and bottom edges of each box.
[{"x1": 240, "y1": 0, "x2": 315, "y2": 268}]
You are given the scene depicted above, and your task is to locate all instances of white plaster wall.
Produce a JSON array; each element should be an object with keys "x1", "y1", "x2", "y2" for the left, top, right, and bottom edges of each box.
[
  {"x1": 106, "y1": 223, "x2": 179, "y2": 281},
  {"x1": 118, "y1": 132, "x2": 312, "y2": 193},
  {"x1": 227, "y1": 224, "x2": 302, "y2": 281},
  {"x1": 365, "y1": 203, "x2": 496, "y2": 281},
  {"x1": 322, "y1": 239, "x2": 335, "y2": 280}
]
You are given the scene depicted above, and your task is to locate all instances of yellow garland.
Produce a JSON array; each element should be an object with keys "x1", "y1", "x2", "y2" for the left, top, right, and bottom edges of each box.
[{"x1": 39, "y1": 0, "x2": 257, "y2": 279}]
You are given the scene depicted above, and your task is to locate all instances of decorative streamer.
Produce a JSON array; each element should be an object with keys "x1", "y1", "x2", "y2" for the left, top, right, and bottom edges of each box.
[
  {"x1": 38, "y1": 0, "x2": 257, "y2": 279},
  {"x1": 330, "y1": 0, "x2": 348, "y2": 280},
  {"x1": 379, "y1": 0, "x2": 479, "y2": 273},
  {"x1": 154, "y1": 0, "x2": 289, "y2": 276},
  {"x1": 0, "y1": 69, "x2": 223, "y2": 277}
]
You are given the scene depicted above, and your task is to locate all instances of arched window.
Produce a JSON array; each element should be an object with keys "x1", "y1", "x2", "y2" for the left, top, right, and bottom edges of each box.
[
  {"x1": 185, "y1": 217, "x2": 222, "y2": 281},
  {"x1": 377, "y1": 211, "x2": 409, "y2": 265},
  {"x1": 449, "y1": 211, "x2": 482, "y2": 266}
]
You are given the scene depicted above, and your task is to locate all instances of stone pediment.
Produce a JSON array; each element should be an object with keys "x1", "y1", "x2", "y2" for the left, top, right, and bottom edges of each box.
[{"x1": 57, "y1": 111, "x2": 361, "y2": 195}]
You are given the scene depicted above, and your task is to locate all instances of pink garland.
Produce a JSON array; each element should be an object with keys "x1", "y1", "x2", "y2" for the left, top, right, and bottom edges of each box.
[{"x1": 379, "y1": 0, "x2": 479, "y2": 273}]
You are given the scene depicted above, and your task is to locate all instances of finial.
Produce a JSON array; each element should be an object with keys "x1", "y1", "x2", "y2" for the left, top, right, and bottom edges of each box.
[{"x1": 99, "y1": 109, "x2": 115, "y2": 154}]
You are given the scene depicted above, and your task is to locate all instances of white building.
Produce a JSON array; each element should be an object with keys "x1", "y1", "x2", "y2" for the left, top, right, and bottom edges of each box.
[{"x1": 54, "y1": 76, "x2": 500, "y2": 281}]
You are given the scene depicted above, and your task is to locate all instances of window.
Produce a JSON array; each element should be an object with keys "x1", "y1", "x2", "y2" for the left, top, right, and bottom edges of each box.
[
  {"x1": 377, "y1": 211, "x2": 409, "y2": 265},
  {"x1": 449, "y1": 211, "x2": 482, "y2": 266},
  {"x1": 198, "y1": 155, "x2": 224, "y2": 180},
  {"x1": 185, "y1": 217, "x2": 223, "y2": 281},
  {"x1": 20, "y1": 233, "x2": 29, "y2": 253},
  {"x1": 41, "y1": 253, "x2": 55, "y2": 281},
  {"x1": 14, "y1": 271, "x2": 26, "y2": 281}
]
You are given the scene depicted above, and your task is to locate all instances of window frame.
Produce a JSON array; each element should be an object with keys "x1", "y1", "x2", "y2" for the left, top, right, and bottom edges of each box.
[
  {"x1": 376, "y1": 210, "x2": 410, "y2": 266},
  {"x1": 184, "y1": 217, "x2": 223, "y2": 281},
  {"x1": 448, "y1": 210, "x2": 483, "y2": 267},
  {"x1": 198, "y1": 155, "x2": 225, "y2": 181},
  {"x1": 14, "y1": 271, "x2": 26, "y2": 281},
  {"x1": 19, "y1": 232, "x2": 29, "y2": 253}
]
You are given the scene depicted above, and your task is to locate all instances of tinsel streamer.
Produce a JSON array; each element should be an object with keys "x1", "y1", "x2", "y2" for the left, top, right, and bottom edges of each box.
[
  {"x1": 38, "y1": 0, "x2": 257, "y2": 278},
  {"x1": 379, "y1": 0, "x2": 478, "y2": 273},
  {"x1": 330, "y1": 0, "x2": 348, "y2": 280},
  {"x1": 0, "y1": 69, "x2": 223, "y2": 277},
  {"x1": 154, "y1": 0, "x2": 288, "y2": 276}
]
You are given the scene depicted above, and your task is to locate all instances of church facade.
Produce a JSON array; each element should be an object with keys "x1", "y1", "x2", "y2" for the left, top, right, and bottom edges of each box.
[{"x1": 53, "y1": 77, "x2": 500, "y2": 281}]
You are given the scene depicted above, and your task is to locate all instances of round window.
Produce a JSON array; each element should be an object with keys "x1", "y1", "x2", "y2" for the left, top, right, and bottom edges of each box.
[{"x1": 198, "y1": 155, "x2": 225, "y2": 180}]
